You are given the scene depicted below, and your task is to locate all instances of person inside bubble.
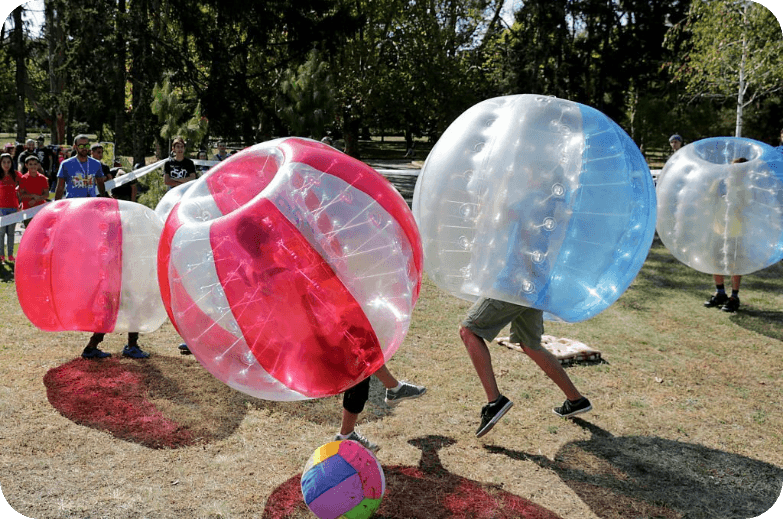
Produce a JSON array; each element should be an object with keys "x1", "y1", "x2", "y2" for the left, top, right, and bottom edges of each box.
[
  {"x1": 703, "y1": 157, "x2": 748, "y2": 313},
  {"x1": 336, "y1": 364, "x2": 426, "y2": 453}
]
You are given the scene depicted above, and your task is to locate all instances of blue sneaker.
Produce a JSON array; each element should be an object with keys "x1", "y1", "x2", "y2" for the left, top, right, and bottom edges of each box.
[
  {"x1": 82, "y1": 347, "x2": 111, "y2": 359},
  {"x1": 122, "y1": 345, "x2": 150, "y2": 359}
]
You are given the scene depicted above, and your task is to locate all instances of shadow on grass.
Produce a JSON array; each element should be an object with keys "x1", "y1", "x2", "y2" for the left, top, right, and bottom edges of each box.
[
  {"x1": 43, "y1": 356, "x2": 397, "y2": 449},
  {"x1": 729, "y1": 307, "x2": 783, "y2": 342},
  {"x1": 262, "y1": 435, "x2": 565, "y2": 519},
  {"x1": 485, "y1": 419, "x2": 782, "y2": 519},
  {"x1": 0, "y1": 261, "x2": 14, "y2": 283}
]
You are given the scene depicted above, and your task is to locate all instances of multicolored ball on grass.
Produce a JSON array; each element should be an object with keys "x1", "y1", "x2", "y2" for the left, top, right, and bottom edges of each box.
[{"x1": 301, "y1": 440, "x2": 385, "y2": 519}]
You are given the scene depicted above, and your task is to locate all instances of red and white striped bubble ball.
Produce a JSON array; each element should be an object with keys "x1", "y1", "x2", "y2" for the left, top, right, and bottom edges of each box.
[
  {"x1": 157, "y1": 137, "x2": 423, "y2": 401},
  {"x1": 16, "y1": 198, "x2": 167, "y2": 334}
]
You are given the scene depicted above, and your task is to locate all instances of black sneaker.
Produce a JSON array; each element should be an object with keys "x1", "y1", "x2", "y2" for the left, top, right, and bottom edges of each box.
[
  {"x1": 476, "y1": 395, "x2": 513, "y2": 438},
  {"x1": 721, "y1": 296, "x2": 740, "y2": 313},
  {"x1": 553, "y1": 397, "x2": 592, "y2": 418},
  {"x1": 122, "y1": 345, "x2": 150, "y2": 359},
  {"x1": 178, "y1": 343, "x2": 192, "y2": 355},
  {"x1": 704, "y1": 293, "x2": 729, "y2": 308}
]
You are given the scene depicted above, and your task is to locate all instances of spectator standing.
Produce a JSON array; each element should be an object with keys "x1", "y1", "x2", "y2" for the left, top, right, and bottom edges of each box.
[
  {"x1": 90, "y1": 143, "x2": 113, "y2": 180},
  {"x1": 163, "y1": 137, "x2": 197, "y2": 190},
  {"x1": 0, "y1": 153, "x2": 19, "y2": 263},
  {"x1": 54, "y1": 135, "x2": 109, "y2": 200},
  {"x1": 195, "y1": 150, "x2": 210, "y2": 176},
  {"x1": 109, "y1": 163, "x2": 138, "y2": 203},
  {"x1": 17, "y1": 139, "x2": 37, "y2": 174},
  {"x1": 668, "y1": 134, "x2": 683, "y2": 159},
  {"x1": 17, "y1": 155, "x2": 49, "y2": 227},
  {"x1": 34, "y1": 135, "x2": 58, "y2": 183},
  {"x1": 213, "y1": 142, "x2": 229, "y2": 161}
]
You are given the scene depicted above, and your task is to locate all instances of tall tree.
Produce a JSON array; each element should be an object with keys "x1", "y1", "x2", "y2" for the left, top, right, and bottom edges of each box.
[
  {"x1": 665, "y1": 0, "x2": 783, "y2": 137},
  {"x1": 11, "y1": 5, "x2": 26, "y2": 142}
]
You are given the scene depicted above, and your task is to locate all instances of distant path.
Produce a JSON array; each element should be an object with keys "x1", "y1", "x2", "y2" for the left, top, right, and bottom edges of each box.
[{"x1": 366, "y1": 159, "x2": 423, "y2": 206}]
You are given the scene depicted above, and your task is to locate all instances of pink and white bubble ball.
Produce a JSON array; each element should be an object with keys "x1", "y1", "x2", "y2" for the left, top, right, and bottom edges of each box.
[
  {"x1": 158, "y1": 137, "x2": 423, "y2": 401},
  {"x1": 16, "y1": 198, "x2": 167, "y2": 333}
]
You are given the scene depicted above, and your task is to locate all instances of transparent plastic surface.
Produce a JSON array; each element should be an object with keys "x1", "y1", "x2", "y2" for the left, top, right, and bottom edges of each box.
[
  {"x1": 159, "y1": 138, "x2": 423, "y2": 400},
  {"x1": 16, "y1": 198, "x2": 166, "y2": 333},
  {"x1": 413, "y1": 95, "x2": 656, "y2": 322},
  {"x1": 656, "y1": 137, "x2": 783, "y2": 275}
]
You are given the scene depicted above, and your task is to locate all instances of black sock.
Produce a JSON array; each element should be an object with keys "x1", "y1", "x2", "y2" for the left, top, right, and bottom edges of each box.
[
  {"x1": 715, "y1": 284, "x2": 726, "y2": 295},
  {"x1": 731, "y1": 290, "x2": 739, "y2": 298}
]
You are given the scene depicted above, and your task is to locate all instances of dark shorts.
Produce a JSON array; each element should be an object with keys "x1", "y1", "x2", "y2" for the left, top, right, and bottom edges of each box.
[{"x1": 462, "y1": 297, "x2": 544, "y2": 348}]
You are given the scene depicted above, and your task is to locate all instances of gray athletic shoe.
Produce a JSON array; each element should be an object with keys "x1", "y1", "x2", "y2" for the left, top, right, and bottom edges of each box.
[
  {"x1": 385, "y1": 381, "x2": 427, "y2": 406},
  {"x1": 335, "y1": 430, "x2": 380, "y2": 453}
]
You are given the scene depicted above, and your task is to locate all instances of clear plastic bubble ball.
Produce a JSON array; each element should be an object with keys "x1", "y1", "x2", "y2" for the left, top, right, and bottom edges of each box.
[
  {"x1": 16, "y1": 198, "x2": 166, "y2": 333},
  {"x1": 413, "y1": 94, "x2": 657, "y2": 322},
  {"x1": 158, "y1": 137, "x2": 423, "y2": 401},
  {"x1": 656, "y1": 137, "x2": 783, "y2": 275}
]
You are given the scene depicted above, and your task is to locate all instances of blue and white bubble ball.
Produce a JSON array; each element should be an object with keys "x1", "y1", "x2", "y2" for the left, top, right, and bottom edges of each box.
[
  {"x1": 412, "y1": 94, "x2": 657, "y2": 322},
  {"x1": 656, "y1": 137, "x2": 783, "y2": 275}
]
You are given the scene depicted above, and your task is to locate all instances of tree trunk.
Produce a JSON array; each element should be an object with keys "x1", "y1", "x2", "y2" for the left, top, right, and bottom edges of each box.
[
  {"x1": 12, "y1": 6, "x2": 26, "y2": 143},
  {"x1": 114, "y1": 0, "x2": 127, "y2": 155}
]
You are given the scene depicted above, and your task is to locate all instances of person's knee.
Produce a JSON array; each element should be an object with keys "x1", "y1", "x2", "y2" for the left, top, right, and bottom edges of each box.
[{"x1": 459, "y1": 324, "x2": 476, "y2": 344}]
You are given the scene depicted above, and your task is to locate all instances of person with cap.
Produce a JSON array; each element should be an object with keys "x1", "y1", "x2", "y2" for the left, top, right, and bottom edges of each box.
[{"x1": 668, "y1": 134, "x2": 683, "y2": 159}]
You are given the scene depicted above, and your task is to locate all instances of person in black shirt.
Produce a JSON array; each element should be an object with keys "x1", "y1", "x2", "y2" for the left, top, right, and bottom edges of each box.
[{"x1": 164, "y1": 137, "x2": 196, "y2": 190}]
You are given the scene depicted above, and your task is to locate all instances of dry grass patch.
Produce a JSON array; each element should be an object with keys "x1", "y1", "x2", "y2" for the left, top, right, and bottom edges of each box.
[{"x1": 0, "y1": 241, "x2": 782, "y2": 518}]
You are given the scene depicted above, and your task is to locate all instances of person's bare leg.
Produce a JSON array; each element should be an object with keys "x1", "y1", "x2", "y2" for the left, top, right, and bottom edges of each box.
[
  {"x1": 731, "y1": 275, "x2": 741, "y2": 291},
  {"x1": 521, "y1": 342, "x2": 582, "y2": 401},
  {"x1": 713, "y1": 274, "x2": 725, "y2": 286},
  {"x1": 340, "y1": 409, "x2": 359, "y2": 436},
  {"x1": 459, "y1": 325, "x2": 501, "y2": 402},
  {"x1": 373, "y1": 364, "x2": 398, "y2": 389}
]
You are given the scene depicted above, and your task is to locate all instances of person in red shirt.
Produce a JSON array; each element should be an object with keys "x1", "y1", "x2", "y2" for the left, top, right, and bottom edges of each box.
[
  {"x1": 17, "y1": 155, "x2": 49, "y2": 226},
  {"x1": 0, "y1": 153, "x2": 20, "y2": 263}
]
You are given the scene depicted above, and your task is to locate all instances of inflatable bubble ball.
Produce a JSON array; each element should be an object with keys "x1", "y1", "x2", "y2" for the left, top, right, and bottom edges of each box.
[
  {"x1": 656, "y1": 136, "x2": 783, "y2": 275},
  {"x1": 158, "y1": 137, "x2": 423, "y2": 401},
  {"x1": 413, "y1": 94, "x2": 657, "y2": 323}
]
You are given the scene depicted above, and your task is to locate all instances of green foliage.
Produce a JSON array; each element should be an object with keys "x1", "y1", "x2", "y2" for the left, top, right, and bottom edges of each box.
[
  {"x1": 275, "y1": 50, "x2": 336, "y2": 139},
  {"x1": 151, "y1": 78, "x2": 209, "y2": 152},
  {"x1": 667, "y1": 1, "x2": 783, "y2": 99},
  {"x1": 136, "y1": 167, "x2": 167, "y2": 211},
  {"x1": 7, "y1": 0, "x2": 783, "y2": 154}
]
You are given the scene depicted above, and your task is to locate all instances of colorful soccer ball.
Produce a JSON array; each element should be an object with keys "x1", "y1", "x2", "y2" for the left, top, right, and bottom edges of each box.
[{"x1": 301, "y1": 440, "x2": 385, "y2": 519}]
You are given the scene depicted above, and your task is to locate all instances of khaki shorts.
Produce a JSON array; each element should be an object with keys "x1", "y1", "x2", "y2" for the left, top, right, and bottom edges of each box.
[{"x1": 462, "y1": 297, "x2": 544, "y2": 348}]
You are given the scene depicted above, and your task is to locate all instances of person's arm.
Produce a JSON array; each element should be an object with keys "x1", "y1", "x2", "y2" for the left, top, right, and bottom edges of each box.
[
  {"x1": 96, "y1": 175, "x2": 109, "y2": 197},
  {"x1": 130, "y1": 183, "x2": 137, "y2": 203},
  {"x1": 54, "y1": 177, "x2": 65, "y2": 200}
]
